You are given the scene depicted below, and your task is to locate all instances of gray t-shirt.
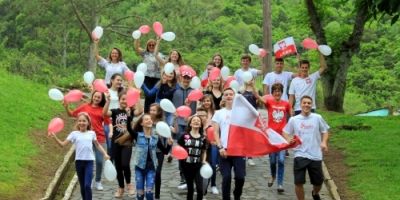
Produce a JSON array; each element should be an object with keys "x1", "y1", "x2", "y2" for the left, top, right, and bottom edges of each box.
[{"x1": 140, "y1": 51, "x2": 163, "y2": 78}]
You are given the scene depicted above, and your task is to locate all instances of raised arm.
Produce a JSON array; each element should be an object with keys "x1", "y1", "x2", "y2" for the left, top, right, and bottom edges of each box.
[
  {"x1": 318, "y1": 52, "x2": 328, "y2": 74},
  {"x1": 103, "y1": 94, "x2": 112, "y2": 117},
  {"x1": 93, "y1": 38, "x2": 103, "y2": 62},
  {"x1": 251, "y1": 82, "x2": 266, "y2": 104},
  {"x1": 154, "y1": 37, "x2": 166, "y2": 67},
  {"x1": 63, "y1": 101, "x2": 74, "y2": 117},
  {"x1": 134, "y1": 39, "x2": 144, "y2": 56}
]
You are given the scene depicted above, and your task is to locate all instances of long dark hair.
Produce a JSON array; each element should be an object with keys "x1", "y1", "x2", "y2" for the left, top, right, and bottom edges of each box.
[
  {"x1": 108, "y1": 47, "x2": 123, "y2": 62},
  {"x1": 150, "y1": 103, "x2": 164, "y2": 123},
  {"x1": 185, "y1": 115, "x2": 204, "y2": 135},
  {"x1": 212, "y1": 53, "x2": 224, "y2": 68},
  {"x1": 168, "y1": 49, "x2": 185, "y2": 66},
  {"x1": 90, "y1": 91, "x2": 106, "y2": 107},
  {"x1": 132, "y1": 114, "x2": 151, "y2": 133},
  {"x1": 108, "y1": 73, "x2": 124, "y2": 94}
]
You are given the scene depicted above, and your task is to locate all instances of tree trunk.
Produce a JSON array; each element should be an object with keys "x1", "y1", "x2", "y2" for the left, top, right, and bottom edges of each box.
[
  {"x1": 262, "y1": 0, "x2": 273, "y2": 74},
  {"x1": 305, "y1": 0, "x2": 368, "y2": 112}
]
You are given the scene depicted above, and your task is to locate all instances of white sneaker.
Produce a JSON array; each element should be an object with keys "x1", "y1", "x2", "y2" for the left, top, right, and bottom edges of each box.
[
  {"x1": 211, "y1": 186, "x2": 219, "y2": 194},
  {"x1": 248, "y1": 158, "x2": 256, "y2": 166},
  {"x1": 95, "y1": 182, "x2": 104, "y2": 191},
  {"x1": 177, "y1": 183, "x2": 187, "y2": 190}
]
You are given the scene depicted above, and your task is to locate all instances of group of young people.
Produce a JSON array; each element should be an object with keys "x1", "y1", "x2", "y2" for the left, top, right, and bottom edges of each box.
[{"x1": 49, "y1": 35, "x2": 330, "y2": 200}]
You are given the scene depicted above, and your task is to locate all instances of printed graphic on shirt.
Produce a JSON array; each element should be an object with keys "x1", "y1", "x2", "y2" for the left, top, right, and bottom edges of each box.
[{"x1": 115, "y1": 113, "x2": 128, "y2": 132}]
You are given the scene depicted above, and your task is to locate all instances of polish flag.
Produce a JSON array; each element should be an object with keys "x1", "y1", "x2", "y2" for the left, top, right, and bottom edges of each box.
[
  {"x1": 226, "y1": 94, "x2": 301, "y2": 157},
  {"x1": 273, "y1": 36, "x2": 297, "y2": 59}
]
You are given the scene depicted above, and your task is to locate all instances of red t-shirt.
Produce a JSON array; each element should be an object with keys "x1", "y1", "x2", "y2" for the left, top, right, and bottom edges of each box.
[
  {"x1": 72, "y1": 103, "x2": 110, "y2": 143},
  {"x1": 265, "y1": 99, "x2": 291, "y2": 134}
]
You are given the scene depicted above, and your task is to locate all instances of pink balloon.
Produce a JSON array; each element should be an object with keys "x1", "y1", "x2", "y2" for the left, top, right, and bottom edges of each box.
[
  {"x1": 48, "y1": 117, "x2": 64, "y2": 135},
  {"x1": 223, "y1": 76, "x2": 236, "y2": 89},
  {"x1": 176, "y1": 106, "x2": 192, "y2": 118},
  {"x1": 206, "y1": 126, "x2": 215, "y2": 142},
  {"x1": 172, "y1": 145, "x2": 188, "y2": 160},
  {"x1": 124, "y1": 70, "x2": 135, "y2": 81},
  {"x1": 302, "y1": 38, "x2": 318, "y2": 49},
  {"x1": 153, "y1": 21, "x2": 163, "y2": 36},
  {"x1": 93, "y1": 79, "x2": 108, "y2": 93},
  {"x1": 179, "y1": 65, "x2": 197, "y2": 78},
  {"x1": 64, "y1": 90, "x2": 83, "y2": 103},
  {"x1": 126, "y1": 88, "x2": 141, "y2": 107},
  {"x1": 139, "y1": 25, "x2": 151, "y2": 34},
  {"x1": 209, "y1": 67, "x2": 220, "y2": 81},
  {"x1": 259, "y1": 48, "x2": 268, "y2": 57},
  {"x1": 187, "y1": 89, "x2": 204, "y2": 102}
]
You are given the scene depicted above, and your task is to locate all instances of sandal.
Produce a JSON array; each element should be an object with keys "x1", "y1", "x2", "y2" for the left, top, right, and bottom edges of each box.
[
  {"x1": 114, "y1": 188, "x2": 124, "y2": 198},
  {"x1": 268, "y1": 177, "x2": 275, "y2": 187},
  {"x1": 127, "y1": 183, "x2": 136, "y2": 196}
]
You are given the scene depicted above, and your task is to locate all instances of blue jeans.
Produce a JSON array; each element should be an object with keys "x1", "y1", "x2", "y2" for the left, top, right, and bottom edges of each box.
[
  {"x1": 103, "y1": 124, "x2": 111, "y2": 155},
  {"x1": 75, "y1": 160, "x2": 93, "y2": 200},
  {"x1": 269, "y1": 150, "x2": 286, "y2": 185},
  {"x1": 210, "y1": 145, "x2": 220, "y2": 187},
  {"x1": 220, "y1": 156, "x2": 246, "y2": 200},
  {"x1": 93, "y1": 143, "x2": 106, "y2": 182},
  {"x1": 135, "y1": 166, "x2": 156, "y2": 200}
]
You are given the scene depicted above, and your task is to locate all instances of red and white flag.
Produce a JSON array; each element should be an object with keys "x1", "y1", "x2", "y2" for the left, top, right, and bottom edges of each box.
[
  {"x1": 226, "y1": 94, "x2": 301, "y2": 157},
  {"x1": 273, "y1": 37, "x2": 297, "y2": 58}
]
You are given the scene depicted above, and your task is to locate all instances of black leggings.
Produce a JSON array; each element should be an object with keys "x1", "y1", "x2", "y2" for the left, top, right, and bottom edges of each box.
[
  {"x1": 144, "y1": 76, "x2": 160, "y2": 112},
  {"x1": 155, "y1": 152, "x2": 165, "y2": 199},
  {"x1": 113, "y1": 144, "x2": 132, "y2": 188},
  {"x1": 182, "y1": 162, "x2": 203, "y2": 200}
]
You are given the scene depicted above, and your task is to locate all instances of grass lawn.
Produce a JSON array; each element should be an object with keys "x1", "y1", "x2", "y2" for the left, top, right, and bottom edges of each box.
[
  {"x1": 0, "y1": 69, "x2": 66, "y2": 198},
  {"x1": 321, "y1": 111, "x2": 400, "y2": 200}
]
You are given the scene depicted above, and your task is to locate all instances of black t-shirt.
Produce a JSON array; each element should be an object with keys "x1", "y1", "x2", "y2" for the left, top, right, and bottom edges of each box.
[
  {"x1": 204, "y1": 90, "x2": 222, "y2": 110},
  {"x1": 178, "y1": 132, "x2": 208, "y2": 163},
  {"x1": 110, "y1": 108, "x2": 133, "y2": 141}
]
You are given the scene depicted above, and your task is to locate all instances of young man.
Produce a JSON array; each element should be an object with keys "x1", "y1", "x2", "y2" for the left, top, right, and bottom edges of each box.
[
  {"x1": 288, "y1": 53, "x2": 327, "y2": 115},
  {"x1": 263, "y1": 57, "x2": 296, "y2": 101},
  {"x1": 234, "y1": 54, "x2": 263, "y2": 87},
  {"x1": 212, "y1": 88, "x2": 246, "y2": 200},
  {"x1": 282, "y1": 96, "x2": 329, "y2": 200}
]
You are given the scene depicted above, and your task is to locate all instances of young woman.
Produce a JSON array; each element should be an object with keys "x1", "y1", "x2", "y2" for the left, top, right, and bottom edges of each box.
[
  {"x1": 155, "y1": 43, "x2": 185, "y2": 77},
  {"x1": 63, "y1": 91, "x2": 109, "y2": 191},
  {"x1": 93, "y1": 38, "x2": 129, "y2": 85},
  {"x1": 103, "y1": 91, "x2": 141, "y2": 198},
  {"x1": 50, "y1": 113, "x2": 110, "y2": 200},
  {"x1": 204, "y1": 76, "x2": 223, "y2": 110},
  {"x1": 212, "y1": 53, "x2": 224, "y2": 69},
  {"x1": 178, "y1": 115, "x2": 208, "y2": 200},
  {"x1": 149, "y1": 103, "x2": 173, "y2": 200}
]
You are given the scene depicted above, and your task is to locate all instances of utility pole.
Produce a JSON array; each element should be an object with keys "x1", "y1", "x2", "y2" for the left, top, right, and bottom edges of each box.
[{"x1": 263, "y1": 0, "x2": 273, "y2": 75}]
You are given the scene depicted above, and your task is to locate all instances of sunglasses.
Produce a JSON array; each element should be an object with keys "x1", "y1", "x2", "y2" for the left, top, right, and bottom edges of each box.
[{"x1": 148, "y1": 44, "x2": 155, "y2": 47}]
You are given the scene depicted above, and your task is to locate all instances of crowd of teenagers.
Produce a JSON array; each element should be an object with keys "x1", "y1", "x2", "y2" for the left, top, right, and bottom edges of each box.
[{"x1": 49, "y1": 35, "x2": 330, "y2": 200}]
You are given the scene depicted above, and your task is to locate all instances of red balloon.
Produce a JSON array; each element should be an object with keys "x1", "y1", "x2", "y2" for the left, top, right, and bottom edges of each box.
[
  {"x1": 93, "y1": 79, "x2": 108, "y2": 93},
  {"x1": 259, "y1": 48, "x2": 268, "y2": 57},
  {"x1": 153, "y1": 21, "x2": 163, "y2": 36},
  {"x1": 124, "y1": 70, "x2": 135, "y2": 81},
  {"x1": 48, "y1": 117, "x2": 64, "y2": 135},
  {"x1": 139, "y1": 25, "x2": 151, "y2": 34},
  {"x1": 302, "y1": 38, "x2": 318, "y2": 49},
  {"x1": 171, "y1": 145, "x2": 188, "y2": 160},
  {"x1": 209, "y1": 67, "x2": 220, "y2": 81},
  {"x1": 127, "y1": 88, "x2": 141, "y2": 107},
  {"x1": 64, "y1": 89, "x2": 83, "y2": 103},
  {"x1": 223, "y1": 76, "x2": 236, "y2": 89},
  {"x1": 187, "y1": 89, "x2": 204, "y2": 101},
  {"x1": 206, "y1": 126, "x2": 215, "y2": 142},
  {"x1": 176, "y1": 106, "x2": 192, "y2": 118}
]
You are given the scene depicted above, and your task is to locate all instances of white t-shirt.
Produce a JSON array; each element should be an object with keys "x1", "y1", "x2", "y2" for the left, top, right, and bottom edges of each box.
[
  {"x1": 98, "y1": 58, "x2": 129, "y2": 84},
  {"x1": 108, "y1": 88, "x2": 119, "y2": 110},
  {"x1": 288, "y1": 71, "x2": 320, "y2": 111},
  {"x1": 283, "y1": 113, "x2": 329, "y2": 161},
  {"x1": 234, "y1": 68, "x2": 259, "y2": 87},
  {"x1": 67, "y1": 131, "x2": 97, "y2": 161},
  {"x1": 263, "y1": 71, "x2": 293, "y2": 101},
  {"x1": 212, "y1": 108, "x2": 232, "y2": 149}
]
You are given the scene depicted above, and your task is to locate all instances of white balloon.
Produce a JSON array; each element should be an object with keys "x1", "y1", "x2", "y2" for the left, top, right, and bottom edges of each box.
[
  {"x1": 190, "y1": 76, "x2": 201, "y2": 89},
  {"x1": 164, "y1": 62, "x2": 174, "y2": 74},
  {"x1": 318, "y1": 45, "x2": 332, "y2": 56},
  {"x1": 104, "y1": 160, "x2": 117, "y2": 181},
  {"x1": 230, "y1": 80, "x2": 239, "y2": 91},
  {"x1": 242, "y1": 71, "x2": 253, "y2": 83},
  {"x1": 160, "y1": 99, "x2": 176, "y2": 113},
  {"x1": 161, "y1": 32, "x2": 176, "y2": 42},
  {"x1": 132, "y1": 30, "x2": 141, "y2": 39},
  {"x1": 134, "y1": 71, "x2": 145, "y2": 88},
  {"x1": 200, "y1": 163, "x2": 213, "y2": 179},
  {"x1": 137, "y1": 63, "x2": 148, "y2": 74},
  {"x1": 48, "y1": 88, "x2": 64, "y2": 101},
  {"x1": 248, "y1": 44, "x2": 260, "y2": 55},
  {"x1": 92, "y1": 26, "x2": 103, "y2": 39},
  {"x1": 156, "y1": 121, "x2": 171, "y2": 138},
  {"x1": 83, "y1": 71, "x2": 95, "y2": 85},
  {"x1": 221, "y1": 66, "x2": 230, "y2": 81}
]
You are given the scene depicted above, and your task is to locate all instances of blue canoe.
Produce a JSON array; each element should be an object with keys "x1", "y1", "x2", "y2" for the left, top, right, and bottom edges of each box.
[{"x1": 355, "y1": 108, "x2": 390, "y2": 117}]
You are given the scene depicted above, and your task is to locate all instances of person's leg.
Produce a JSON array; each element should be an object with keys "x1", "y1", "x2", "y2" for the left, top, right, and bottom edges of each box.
[
  {"x1": 113, "y1": 144, "x2": 125, "y2": 197},
  {"x1": 295, "y1": 184, "x2": 305, "y2": 200},
  {"x1": 155, "y1": 152, "x2": 164, "y2": 199},
  {"x1": 210, "y1": 145, "x2": 218, "y2": 187},
  {"x1": 277, "y1": 150, "x2": 286, "y2": 186},
  {"x1": 293, "y1": 157, "x2": 309, "y2": 200},
  {"x1": 145, "y1": 168, "x2": 156, "y2": 200},
  {"x1": 75, "y1": 161, "x2": 86, "y2": 199},
  {"x1": 308, "y1": 160, "x2": 324, "y2": 199},
  {"x1": 182, "y1": 163, "x2": 196, "y2": 200},
  {"x1": 178, "y1": 125, "x2": 187, "y2": 186},
  {"x1": 121, "y1": 146, "x2": 134, "y2": 194},
  {"x1": 220, "y1": 156, "x2": 233, "y2": 200},
  {"x1": 232, "y1": 157, "x2": 246, "y2": 200},
  {"x1": 269, "y1": 153, "x2": 277, "y2": 186},
  {"x1": 94, "y1": 143, "x2": 105, "y2": 183},
  {"x1": 135, "y1": 167, "x2": 145, "y2": 200},
  {"x1": 103, "y1": 124, "x2": 111, "y2": 155},
  {"x1": 83, "y1": 161, "x2": 94, "y2": 200},
  {"x1": 194, "y1": 164, "x2": 204, "y2": 200}
]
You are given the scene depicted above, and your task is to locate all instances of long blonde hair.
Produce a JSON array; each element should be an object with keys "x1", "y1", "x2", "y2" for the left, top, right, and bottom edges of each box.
[{"x1": 75, "y1": 112, "x2": 92, "y2": 131}]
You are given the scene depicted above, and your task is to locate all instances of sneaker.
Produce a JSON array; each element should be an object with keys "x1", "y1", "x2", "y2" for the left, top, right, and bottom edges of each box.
[
  {"x1": 248, "y1": 158, "x2": 256, "y2": 166},
  {"x1": 268, "y1": 177, "x2": 275, "y2": 187},
  {"x1": 177, "y1": 183, "x2": 187, "y2": 190},
  {"x1": 114, "y1": 188, "x2": 124, "y2": 198},
  {"x1": 95, "y1": 182, "x2": 103, "y2": 191},
  {"x1": 277, "y1": 185, "x2": 284, "y2": 193},
  {"x1": 312, "y1": 191, "x2": 321, "y2": 200},
  {"x1": 211, "y1": 186, "x2": 219, "y2": 194}
]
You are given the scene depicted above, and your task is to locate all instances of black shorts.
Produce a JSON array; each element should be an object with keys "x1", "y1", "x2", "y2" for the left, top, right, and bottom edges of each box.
[{"x1": 293, "y1": 157, "x2": 324, "y2": 185}]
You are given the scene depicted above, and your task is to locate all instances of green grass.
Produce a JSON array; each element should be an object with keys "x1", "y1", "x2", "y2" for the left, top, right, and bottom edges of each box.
[
  {"x1": 0, "y1": 69, "x2": 62, "y2": 196},
  {"x1": 321, "y1": 111, "x2": 400, "y2": 200}
]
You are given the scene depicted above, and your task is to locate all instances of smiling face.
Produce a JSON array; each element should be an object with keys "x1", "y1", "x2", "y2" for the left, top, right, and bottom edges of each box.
[
  {"x1": 299, "y1": 63, "x2": 310, "y2": 76},
  {"x1": 241, "y1": 58, "x2": 251, "y2": 69},
  {"x1": 76, "y1": 114, "x2": 90, "y2": 132},
  {"x1": 141, "y1": 114, "x2": 153, "y2": 128},
  {"x1": 110, "y1": 49, "x2": 120, "y2": 62},
  {"x1": 300, "y1": 97, "x2": 313, "y2": 115},
  {"x1": 119, "y1": 94, "x2": 127, "y2": 109},
  {"x1": 213, "y1": 55, "x2": 222, "y2": 67},
  {"x1": 223, "y1": 89, "x2": 235, "y2": 105},
  {"x1": 111, "y1": 75, "x2": 123, "y2": 88},
  {"x1": 91, "y1": 92, "x2": 103, "y2": 106},
  {"x1": 275, "y1": 60, "x2": 284, "y2": 73},
  {"x1": 170, "y1": 50, "x2": 179, "y2": 62},
  {"x1": 190, "y1": 116, "x2": 203, "y2": 129},
  {"x1": 147, "y1": 41, "x2": 156, "y2": 52},
  {"x1": 202, "y1": 96, "x2": 212, "y2": 109}
]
